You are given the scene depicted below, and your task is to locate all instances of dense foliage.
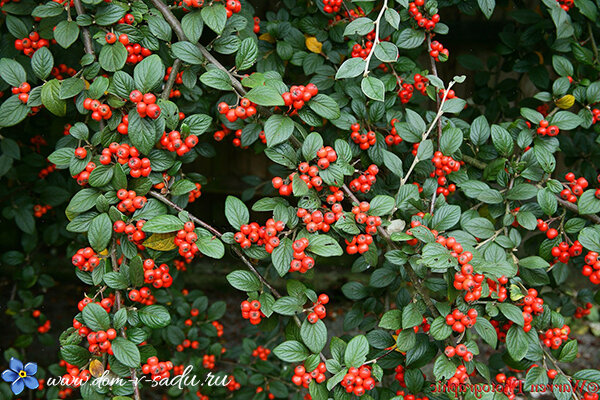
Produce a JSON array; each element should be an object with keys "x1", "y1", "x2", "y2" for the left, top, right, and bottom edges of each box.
[{"x1": 2, "y1": 0, "x2": 600, "y2": 399}]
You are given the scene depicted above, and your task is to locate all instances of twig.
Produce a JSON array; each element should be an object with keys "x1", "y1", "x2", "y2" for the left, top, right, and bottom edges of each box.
[
  {"x1": 148, "y1": 191, "x2": 282, "y2": 298},
  {"x1": 149, "y1": 0, "x2": 247, "y2": 96},
  {"x1": 161, "y1": 59, "x2": 182, "y2": 100},
  {"x1": 362, "y1": 1, "x2": 388, "y2": 77},
  {"x1": 588, "y1": 22, "x2": 598, "y2": 63},
  {"x1": 73, "y1": 0, "x2": 95, "y2": 57}
]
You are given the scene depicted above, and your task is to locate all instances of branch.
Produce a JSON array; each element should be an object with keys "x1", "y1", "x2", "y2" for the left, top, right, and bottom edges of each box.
[
  {"x1": 161, "y1": 59, "x2": 182, "y2": 100},
  {"x1": 148, "y1": 191, "x2": 282, "y2": 298},
  {"x1": 109, "y1": 239, "x2": 141, "y2": 400},
  {"x1": 341, "y1": 184, "x2": 440, "y2": 318},
  {"x1": 362, "y1": 1, "x2": 388, "y2": 77},
  {"x1": 73, "y1": 0, "x2": 95, "y2": 57},
  {"x1": 462, "y1": 155, "x2": 600, "y2": 224},
  {"x1": 149, "y1": 0, "x2": 247, "y2": 96}
]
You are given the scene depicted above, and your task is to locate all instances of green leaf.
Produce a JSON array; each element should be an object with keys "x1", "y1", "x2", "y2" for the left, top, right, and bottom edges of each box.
[
  {"x1": 344, "y1": 17, "x2": 374, "y2": 36},
  {"x1": 490, "y1": 125, "x2": 513, "y2": 156},
  {"x1": 201, "y1": 4, "x2": 227, "y2": 34},
  {"x1": 0, "y1": 96, "x2": 29, "y2": 127},
  {"x1": 99, "y1": 42, "x2": 127, "y2": 72},
  {"x1": 142, "y1": 215, "x2": 185, "y2": 233},
  {"x1": 308, "y1": 94, "x2": 340, "y2": 120},
  {"x1": 264, "y1": 115, "x2": 295, "y2": 147},
  {"x1": 0, "y1": 58, "x2": 26, "y2": 87},
  {"x1": 506, "y1": 325, "x2": 528, "y2": 361},
  {"x1": 226, "y1": 270, "x2": 261, "y2": 291},
  {"x1": 550, "y1": 111, "x2": 582, "y2": 130},
  {"x1": 301, "y1": 319, "x2": 328, "y2": 353},
  {"x1": 396, "y1": 28, "x2": 425, "y2": 49},
  {"x1": 379, "y1": 309, "x2": 402, "y2": 330},
  {"x1": 519, "y1": 256, "x2": 549, "y2": 269},
  {"x1": 54, "y1": 20, "x2": 80, "y2": 48},
  {"x1": 182, "y1": 10, "x2": 204, "y2": 43},
  {"x1": 307, "y1": 235, "x2": 343, "y2": 257},
  {"x1": 82, "y1": 303, "x2": 110, "y2": 331},
  {"x1": 245, "y1": 86, "x2": 285, "y2": 106},
  {"x1": 474, "y1": 317, "x2": 497, "y2": 348},
  {"x1": 236, "y1": 38, "x2": 258, "y2": 71},
  {"x1": 335, "y1": 58, "x2": 366, "y2": 79},
  {"x1": 369, "y1": 195, "x2": 395, "y2": 216},
  {"x1": 88, "y1": 213, "x2": 112, "y2": 251},
  {"x1": 197, "y1": 233, "x2": 225, "y2": 259},
  {"x1": 559, "y1": 339, "x2": 578, "y2": 362},
  {"x1": 431, "y1": 204, "x2": 460, "y2": 231},
  {"x1": 31, "y1": 47, "x2": 54, "y2": 80},
  {"x1": 225, "y1": 196, "x2": 249, "y2": 229},
  {"x1": 273, "y1": 340, "x2": 310, "y2": 362},
  {"x1": 138, "y1": 305, "x2": 171, "y2": 328},
  {"x1": 477, "y1": 0, "x2": 495, "y2": 18},
  {"x1": 498, "y1": 303, "x2": 525, "y2": 326},
  {"x1": 127, "y1": 112, "x2": 157, "y2": 154},
  {"x1": 344, "y1": 335, "x2": 369, "y2": 368},
  {"x1": 170, "y1": 179, "x2": 197, "y2": 196},
  {"x1": 402, "y1": 303, "x2": 423, "y2": 329},
  {"x1": 134, "y1": 54, "x2": 165, "y2": 92},
  {"x1": 41, "y1": 80, "x2": 66, "y2": 116},
  {"x1": 463, "y1": 217, "x2": 495, "y2": 239},
  {"x1": 61, "y1": 345, "x2": 90, "y2": 367},
  {"x1": 374, "y1": 42, "x2": 398, "y2": 63},
  {"x1": 172, "y1": 41, "x2": 204, "y2": 65},
  {"x1": 440, "y1": 127, "x2": 463, "y2": 155},
  {"x1": 272, "y1": 238, "x2": 293, "y2": 277},
  {"x1": 111, "y1": 337, "x2": 141, "y2": 368},
  {"x1": 361, "y1": 76, "x2": 385, "y2": 102},
  {"x1": 578, "y1": 190, "x2": 600, "y2": 214},
  {"x1": 200, "y1": 68, "x2": 232, "y2": 91},
  {"x1": 103, "y1": 271, "x2": 129, "y2": 290}
]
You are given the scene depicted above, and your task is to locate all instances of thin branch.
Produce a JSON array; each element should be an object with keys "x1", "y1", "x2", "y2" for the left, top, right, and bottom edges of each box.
[
  {"x1": 161, "y1": 59, "x2": 182, "y2": 100},
  {"x1": 148, "y1": 191, "x2": 282, "y2": 298},
  {"x1": 73, "y1": 0, "x2": 95, "y2": 57},
  {"x1": 341, "y1": 184, "x2": 440, "y2": 318},
  {"x1": 362, "y1": 1, "x2": 388, "y2": 77}
]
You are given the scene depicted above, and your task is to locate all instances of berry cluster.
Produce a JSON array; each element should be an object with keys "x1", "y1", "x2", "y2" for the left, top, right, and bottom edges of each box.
[
  {"x1": 58, "y1": 360, "x2": 90, "y2": 390},
  {"x1": 202, "y1": 354, "x2": 216, "y2": 368},
  {"x1": 38, "y1": 162, "x2": 56, "y2": 179},
  {"x1": 341, "y1": 366, "x2": 376, "y2": 397},
  {"x1": 453, "y1": 253, "x2": 484, "y2": 302},
  {"x1": 226, "y1": 375, "x2": 241, "y2": 391},
  {"x1": 351, "y1": 42, "x2": 373, "y2": 59},
  {"x1": 224, "y1": 0, "x2": 242, "y2": 17},
  {"x1": 182, "y1": 0, "x2": 205, "y2": 7},
  {"x1": 128, "y1": 287, "x2": 156, "y2": 305},
  {"x1": 395, "y1": 391, "x2": 429, "y2": 400},
  {"x1": 142, "y1": 357, "x2": 174, "y2": 381},
  {"x1": 536, "y1": 119, "x2": 560, "y2": 136},
  {"x1": 349, "y1": 164, "x2": 379, "y2": 193},
  {"x1": 292, "y1": 362, "x2": 327, "y2": 388},
  {"x1": 164, "y1": 66, "x2": 183, "y2": 85},
  {"x1": 307, "y1": 293, "x2": 329, "y2": 323},
  {"x1": 188, "y1": 182, "x2": 202, "y2": 202},
  {"x1": 33, "y1": 204, "x2": 51, "y2": 218},
  {"x1": 113, "y1": 220, "x2": 147, "y2": 248},
  {"x1": 438, "y1": 88, "x2": 456, "y2": 100},
  {"x1": 316, "y1": 146, "x2": 337, "y2": 169},
  {"x1": 540, "y1": 325, "x2": 570, "y2": 349},
  {"x1": 217, "y1": 98, "x2": 257, "y2": 122},
  {"x1": 429, "y1": 40, "x2": 449, "y2": 62},
  {"x1": 12, "y1": 82, "x2": 31, "y2": 103},
  {"x1": 37, "y1": 319, "x2": 51, "y2": 334},
  {"x1": 519, "y1": 288, "x2": 544, "y2": 332},
  {"x1": 297, "y1": 208, "x2": 336, "y2": 233},
  {"x1": 86, "y1": 328, "x2": 117, "y2": 355},
  {"x1": 234, "y1": 220, "x2": 285, "y2": 252},
  {"x1": 253, "y1": 16, "x2": 261, "y2": 33},
  {"x1": 117, "y1": 114, "x2": 129, "y2": 134},
  {"x1": 386, "y1": 119, "x2": 404, "y2": 145},
  {"x1": 323, "y1": 0, "x2": 342, "y2": 13},
  {"x1": 174, "y1": 222, "x2": 200, "y2": 261},
  {"x1": 592, "y1": 108, "x2": 600, "y2": 124},
  {"x1": 160, "y1": 130, "x2": 199, "y2": 156},
  {"x1": 432, "y1": 151, "x2": 460, "y2": 196},
  {"x1": 99, "y1": 143, "x2": 152, "y2": 177},
  {"x1": 408, "y1": 0, "x2": 440, "y2": 31},
  {"x1": 448, "y1": 365, "x2": 469, "y2": 387},
  {"x1": 272, "y1": 164, "x2": 324, "y2": 196},
  {"x1": 142, "y1": 259, "x2": 173, "y2": 288},
  {"x1": 352, "y1": 201, "x2": 382, "y2": 234},
  {"x1": 325, "y1": 187, "x2": 345, "y2": 205},
  {"x1": 575, "y1": 302, "x2": 593, "y2": 318},
  {"x1": 118, "y1": 13, "x2": 135, "y2": 24},
  {"x1": 345, "y1": 234, "x2": 374, "y2": 255},
  {"x1": 125, "y1": 41, "x2": 152, "y2": 64},
  {"x1": 581, "y1": 251, "x2": 600, "y2": 284},
  {"x1": 397, "y1": 74, "x2": 429, "y2": 104},
  {"x1": 116, "y1": 189, "x2": 147, "y2": 213},
  {"x1": 350, "y1": 123, "x2": 377, "y2": 150},
  {"x1": 72, "y1": 247, "x2": 100, "y2": 272},
  {"x1": 445, "y1": 308, "x2": 478, "y2": 333},
  {"x1": 290, "y1": 238, "x2": 314, "y2": 273},
  {"x1": 444, "y1": 344, "x2": 473, "y2": 362},
  {"x1": 551, "y1": 240, "x2": 582, "y2": 264},
  {"x1": 51, "y1": 63, "x2": 76, "y2": 80},
  {"x1": 556, "y1": 0, "x2": 574, "y2": 11},
  {"x1": 490, "y1": 319, "x2": 512, "y2": 342},
  {"x1": 282, "y1": 83, "x2": 319, "y2": 112},
  {"x1": 14, "y1": 32, "x2": 50, "y2": 56},
  {"x1": 560, "y1": 173, "x2": 589, "y2": 202},
  {"x1": 212, "y1": 320, "x2": 224, "y2": 336},
  {"x1": 130, "y1": 90, "x2": 161, "y2": 119},
  {"x1": 240, "y1": 299, "x2": 263, "y2": 325},
  {"x1": 83, "y1": 97, "x2": 113, "y2": 120},
  {"x1": 251, "y1": 346, "x2": 271, "y2": 360}
]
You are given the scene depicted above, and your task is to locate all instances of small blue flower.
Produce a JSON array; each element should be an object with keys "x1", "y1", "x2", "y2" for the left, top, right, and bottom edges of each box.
[{"x1": 1, "y1": 358, "x2": 38, "y2": 395}]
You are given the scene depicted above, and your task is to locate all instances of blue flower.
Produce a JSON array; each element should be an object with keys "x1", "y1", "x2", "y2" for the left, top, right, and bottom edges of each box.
[{"x1": 1, "y1": 358, "x2": 39, "y2": 395}]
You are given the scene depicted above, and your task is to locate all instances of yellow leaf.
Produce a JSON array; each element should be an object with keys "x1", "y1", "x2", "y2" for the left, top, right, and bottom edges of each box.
[
  {"x1": 143, "y1": 232, "x2": 177, "y2": 251},
  {"x1": 390, "y1": 335, "x2": 405, "y2": 354},
  {"x1": 89, "y1": 359, "x2": 104, "y2": 378},
  {"x1": 534, "y1": 51, "x2": 544, "y2": 65},
  {"x1": 259, "y1": 33, "x2": 275, "y2": 43},
  {"x1": 305, "y1": 36, "x2": 323, "y2": 54},
  {"x1": 555, "y1": 94, "x2": 575, "y2": 109},
  {"x1": 100, "y1": 249, "x2": 109, "y2": 256}
]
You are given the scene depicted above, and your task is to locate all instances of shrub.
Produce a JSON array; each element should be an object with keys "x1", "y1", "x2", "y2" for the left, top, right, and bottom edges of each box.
[{"x1": 1, "y1": 0, "x2": 600, "y2": 399}]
